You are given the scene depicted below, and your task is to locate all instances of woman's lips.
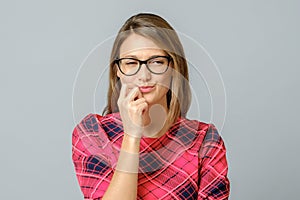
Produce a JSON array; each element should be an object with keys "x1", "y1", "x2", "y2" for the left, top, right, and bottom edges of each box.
[{"x1": 139, "y1": 86, "x2": 155, "y2": 93}]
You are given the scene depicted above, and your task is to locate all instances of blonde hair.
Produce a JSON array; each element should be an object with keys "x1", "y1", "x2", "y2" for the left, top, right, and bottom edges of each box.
[{"x1": 103, "y1": 13, "x2": 191, "y2": 126}]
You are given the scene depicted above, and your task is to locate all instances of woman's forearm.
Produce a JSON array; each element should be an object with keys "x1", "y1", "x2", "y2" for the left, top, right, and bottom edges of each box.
[{"x1": 102, "y1": 134, "x2": 140, "y2": 200}]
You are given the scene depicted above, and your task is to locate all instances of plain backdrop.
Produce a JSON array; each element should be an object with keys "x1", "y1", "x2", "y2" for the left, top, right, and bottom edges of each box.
[{"x1": 1, "y1": 0, "x2": 299, "y2": 199}]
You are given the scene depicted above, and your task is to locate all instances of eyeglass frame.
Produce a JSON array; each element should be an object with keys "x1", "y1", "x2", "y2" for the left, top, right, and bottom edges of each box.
[{"x1": 114, "y1": 55, "x2": 172, "y2": 76}]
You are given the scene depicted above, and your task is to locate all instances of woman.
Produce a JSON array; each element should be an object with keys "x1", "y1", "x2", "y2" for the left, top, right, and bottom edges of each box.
[{"x1": 72, "y1": 13, "x2": 230, "y2": 199}]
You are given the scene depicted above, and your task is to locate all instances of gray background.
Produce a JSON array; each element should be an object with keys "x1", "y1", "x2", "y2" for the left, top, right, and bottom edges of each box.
[{"x1": 1, "y1": 0, "x2": 299, "y2": 199}]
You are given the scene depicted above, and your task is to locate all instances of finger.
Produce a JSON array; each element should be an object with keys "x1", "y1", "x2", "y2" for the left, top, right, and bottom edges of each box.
[
  {"x1": 127, "y1": 87, "x2": 141, "y2": 101},
  {"x1": 131, "y1": 98, "x2": 146, "y2": 105},
  {"x1": 119, "y1": 83, "x2": 127, "y2": 99},
  {"x1": 137, "y1": 89, "x2": 142, "y2": 100},
  {"x1": 125, "y1": 83, "x2": 137, "y2": 96},
  {"x1": 137, "y1": 102, "x2": 149, "y2": 114}
]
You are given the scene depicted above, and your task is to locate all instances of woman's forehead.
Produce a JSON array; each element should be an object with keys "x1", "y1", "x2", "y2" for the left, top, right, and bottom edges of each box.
[{"x1": 119, "y1": 34, "x2": 166, "y2": 58}]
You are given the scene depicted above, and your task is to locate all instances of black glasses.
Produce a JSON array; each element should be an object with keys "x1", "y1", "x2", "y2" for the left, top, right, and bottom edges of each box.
[{"x1": 114, "y1": 55, "x2": 172, "y2": 76}]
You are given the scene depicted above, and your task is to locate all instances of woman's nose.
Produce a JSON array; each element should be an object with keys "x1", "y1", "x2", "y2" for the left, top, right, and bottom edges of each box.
[{"x1": 138, "y1": 64, "x2": 151, "y2": 81}]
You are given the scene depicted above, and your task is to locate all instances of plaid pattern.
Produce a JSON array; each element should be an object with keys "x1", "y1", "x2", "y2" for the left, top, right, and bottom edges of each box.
[{"x1": 72, "y1": 113, "x2": 230, "y2": 199}]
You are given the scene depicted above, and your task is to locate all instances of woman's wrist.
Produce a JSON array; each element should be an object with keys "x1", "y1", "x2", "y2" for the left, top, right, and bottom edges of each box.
[
  {"x1": 123, "y1": 127, "x2": 143, "y2": 138},
  {"x1": 116, "y1": 149, "x2": 139, "y2": 173},
  {"x1": 121, "y1": 133, "x2": 141, "y2": 153}
]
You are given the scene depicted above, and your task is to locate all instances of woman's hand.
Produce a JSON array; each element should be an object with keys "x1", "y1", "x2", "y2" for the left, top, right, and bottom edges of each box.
[{"x1": 117, "y1": 84, "x2": 148, "y2": 138}]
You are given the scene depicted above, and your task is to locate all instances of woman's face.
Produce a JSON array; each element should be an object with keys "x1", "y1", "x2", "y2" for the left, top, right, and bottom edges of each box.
[{"x1": 117, "y1": 33, "x2": 173, "y2": 109}]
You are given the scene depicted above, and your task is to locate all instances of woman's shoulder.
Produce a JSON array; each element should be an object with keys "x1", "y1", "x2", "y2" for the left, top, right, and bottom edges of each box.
[
  {"x1": 165, "y1": 117, "x2": 211, "y2": 147},
  {"x1": 73, "y1": 112, "x2": 122, "y2": 134},
  {"x1": 72, "y1": 113, "x2": 123, "y2": 158},
  {"x1": 175, "y1": 117, "x2": 211, "y2": 134},
  {"x1": 170, "y1": 117, "x2": 223, "y2": 152}
]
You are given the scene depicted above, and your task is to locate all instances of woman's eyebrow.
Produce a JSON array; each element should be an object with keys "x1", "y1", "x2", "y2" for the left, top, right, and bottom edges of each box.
[{"x1": 121, "y1": 54, "x2": 167, "y2": 59}]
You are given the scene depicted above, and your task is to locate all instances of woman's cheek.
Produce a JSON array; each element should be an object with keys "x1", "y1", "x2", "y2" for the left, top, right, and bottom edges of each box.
[
  {"x1": 120, "y1": 76, "x2": 135, "y2": 84},
  {"x1": 158, "y1": 76, "x2": 172, "y2": 89}
]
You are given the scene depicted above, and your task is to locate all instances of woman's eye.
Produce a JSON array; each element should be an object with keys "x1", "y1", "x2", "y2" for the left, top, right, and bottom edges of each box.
[
  {"x1": 150, "y1": 60, "x2": 164, "y2": 65},
  {"x1": 125, "y1": 61, "x2": 138, "y2": 65}
]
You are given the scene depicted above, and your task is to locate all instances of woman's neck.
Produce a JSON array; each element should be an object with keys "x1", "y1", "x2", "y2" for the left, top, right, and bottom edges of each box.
[{"x1": 142, "y1": 104, "x2": 171, "y2": 138}]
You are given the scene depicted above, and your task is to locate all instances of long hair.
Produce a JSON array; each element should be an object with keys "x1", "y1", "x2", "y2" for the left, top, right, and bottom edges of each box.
[{"x1": 103, "y1": 13, "x2": 191, "y2": 126}]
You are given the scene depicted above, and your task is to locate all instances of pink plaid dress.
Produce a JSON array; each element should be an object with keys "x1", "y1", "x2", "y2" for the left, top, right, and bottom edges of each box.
[{"x1": 72, "y1": 113, "x2": 230, "y2": 199}]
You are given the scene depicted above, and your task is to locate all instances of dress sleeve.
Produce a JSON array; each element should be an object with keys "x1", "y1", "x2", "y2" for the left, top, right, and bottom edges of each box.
[
  {"x1": 72, "y1": 115, "x2": 114, "y2": 199},
  {"x1": 197, "y1": 124, "x2": 230, "y2": 200}
]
